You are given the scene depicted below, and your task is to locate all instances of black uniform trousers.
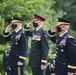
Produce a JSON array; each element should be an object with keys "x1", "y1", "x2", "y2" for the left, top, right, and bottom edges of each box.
[
  {"x1": 55, "y1": 61, "x2": 67, "y2": 75},
  {"x1": 11, "y1": 66, "x2": 24, "y2": 75},
  {"x1": 32, "y1": 67, "x2": 45, "y2": 75}
]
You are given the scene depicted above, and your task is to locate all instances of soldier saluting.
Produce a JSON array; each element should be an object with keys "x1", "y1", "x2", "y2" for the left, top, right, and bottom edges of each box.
[
  {"x1": 24, "y1": 14, "x2": 49, "y2": 75},
  {"x1": 3, "y1": 16, "x2": 27, "y2": 75},
  {"x1": 48, "y1": 18, "x2": 76, "y2": 75}
]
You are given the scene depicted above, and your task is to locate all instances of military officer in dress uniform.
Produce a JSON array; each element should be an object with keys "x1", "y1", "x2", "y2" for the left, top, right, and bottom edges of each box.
[
  {"x1": 3, "y1": 16, "x2": 27, "y2": 75},
  {"x1": 46, "y1": 52, "x2": 56, "y2": 75},
  {"x1": 24, "y1": 14, "x2": 49, "y2": 75},
  {"x1": 2, "y1": 46, "x2": 11, "y2": 75},
  {"x1": 48, "y1": 18, "x2": 76, "y2": 75}
]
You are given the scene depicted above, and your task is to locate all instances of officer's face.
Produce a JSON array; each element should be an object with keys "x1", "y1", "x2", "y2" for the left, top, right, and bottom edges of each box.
[
  {"x1": 59, "y1": 25, "x2": 68, "y2": 30},
  {"x1": 33, "y1": 19, "x2": 41, "y2": 25},
  {"x1": 57, "y1": 25, "x2": 68, "y2": 33},
  {"x1": 56, "y1": 25, "x2": 64, "y2": 33},
  {"x1": 33, "y1": 19, "x2": 43, "y2": 27},
  {"x1": 12, "y1": 23, "x2": 18, "y2": 29},
  {"x1": 12, "y1": 22, "x2": 21, "y2": 29},
  {"x1": 58, "y1": 25, "x2": 64, "y2": 29}
]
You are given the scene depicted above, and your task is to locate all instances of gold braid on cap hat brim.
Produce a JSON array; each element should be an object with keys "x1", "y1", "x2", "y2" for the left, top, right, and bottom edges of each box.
[
  {"x1": 11, "y1": 20, "x2": 22, "y2": 23},
  {"x1": 57, "y1": 22, "x2": 70, "y2": 26}
]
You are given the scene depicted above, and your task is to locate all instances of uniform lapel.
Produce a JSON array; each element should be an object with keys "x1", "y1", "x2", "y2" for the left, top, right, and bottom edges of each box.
[{"x1": 11, "y1": 31, "x2": 16, "y2": 39}]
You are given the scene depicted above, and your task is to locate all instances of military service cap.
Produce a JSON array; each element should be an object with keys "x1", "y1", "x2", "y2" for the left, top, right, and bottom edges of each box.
[
  {"x1": 33, "y1": 14, "x2": 46, "y2": 22},
  {"x1": 57, "y1": 18, "x2": 70, "y2": 26},
  {"x1": 11, "y1": 16, "x2": 23, "y2": 23}
]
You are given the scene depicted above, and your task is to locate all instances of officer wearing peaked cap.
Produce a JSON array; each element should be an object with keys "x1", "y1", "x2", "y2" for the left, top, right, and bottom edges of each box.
[
  {"x1": 48, "y1": 17, "x2": 76, "y2": 75},
  {"x1": 3, "y1": 16, "x2": 27, "y2": 75},
  {"x1": 24, "y1": 14, "x2": 49, "y2": 75}
]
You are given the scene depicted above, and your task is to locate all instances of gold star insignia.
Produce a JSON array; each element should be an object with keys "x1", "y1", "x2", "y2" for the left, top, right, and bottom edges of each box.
[
  {"x1": 15, "y1": 42, "x2": 18, "y2": 45},
  {"x1": 61, "y1": 49, "x2": 64, "y2": 52}
]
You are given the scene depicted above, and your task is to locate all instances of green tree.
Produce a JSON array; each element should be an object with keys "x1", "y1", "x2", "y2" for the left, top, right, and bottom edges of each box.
[{"x1": 52, "y1": 0, "x2": 76, "y2": 31}]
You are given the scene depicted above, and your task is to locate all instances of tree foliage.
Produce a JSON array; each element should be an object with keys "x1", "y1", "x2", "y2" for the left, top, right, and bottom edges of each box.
[{"x1": 52, "y1": 0, "x2": 76, "y2": 30}]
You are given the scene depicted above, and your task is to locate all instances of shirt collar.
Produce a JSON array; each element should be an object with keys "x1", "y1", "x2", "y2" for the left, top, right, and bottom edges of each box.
[
  {"x1": 59, "y1": 31, "x2": 68, "y2": 37},
  {"x1": 15, "y1": 27, "x2": 22, "y2": 33},
  {"x1": 36, "y1": 25, "x2": 42, "y2": 31}
]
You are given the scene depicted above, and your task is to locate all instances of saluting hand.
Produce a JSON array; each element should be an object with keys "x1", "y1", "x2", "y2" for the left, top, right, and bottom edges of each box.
[
  {"x1": 40, "y1": 64, "x2": 46, "y2": 70},
  {"x1": 51, "y1": 25, "x2": 57, "y2": 32},
  {"x1": 26, "y1": 19, "x2": 37, "y2": 27},
  {"x1": 67, "y1": 72, "x2": 74, "y2": 75},
  {"x1": 5, "y1": 23, "x2": 12, "y2": 32},
  {"x1": 17, "y1": 61, "x2": 23, "y2": 66}
]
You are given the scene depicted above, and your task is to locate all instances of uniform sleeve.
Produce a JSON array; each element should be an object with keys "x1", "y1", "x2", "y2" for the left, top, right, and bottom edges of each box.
[
  {"x1": 19, "y1": 33, "x2": 28, "y2": 62},
  {"x1": 67, "y1": 36, "x2": 76, "y2": 72},
  {"x1": 48, "y1": 30, "x2": 56, "y2": 43},
  {"x1": 24, "y1": 26, "x2": 32, "y2": 36},
  {"x1": 41, "y1": 32, "x2": 49, "y2": 65},
  {"x1": 3, "y1": 30, "x2": 11, "y2": 41}
]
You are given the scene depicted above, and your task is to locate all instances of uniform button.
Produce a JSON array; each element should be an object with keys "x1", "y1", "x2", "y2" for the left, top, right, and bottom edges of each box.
[
  {"x1": 8, "y1": 68, "x2": 11, "y2": 70},
  {"x1": 61, "y1": 49, "x2": 64, "y2": 52},
  {"x1": 15, "y1": 42, "x2": 18, "y2": 45},
  {"x1": 59, "y1": 44, "x2": 61, "y2": 45},
  {"x1": 63, "y1": 63, "x2": 65, "y2": 65},
  {"x1": 17, "y1": 55, "x2": 18, "y2": 56}
]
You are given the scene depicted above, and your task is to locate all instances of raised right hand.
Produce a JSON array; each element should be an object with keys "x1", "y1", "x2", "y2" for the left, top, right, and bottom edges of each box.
[
  {"x1": 51, "y1": 25, "x2": 57, "y2": 32},
  {"x1": 26, "y1": 19, "x2": 37, "y2": 27},
  {"x1": 5, "y1": 23, "x2": 12, "y2": 32}
]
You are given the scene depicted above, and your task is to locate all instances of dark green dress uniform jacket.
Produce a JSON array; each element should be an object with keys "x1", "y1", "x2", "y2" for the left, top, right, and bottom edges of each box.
[
  {"x1": 3, "y1": 29, "x2": 27, "y2": 67},
  {"x1": 48, "y1": 31, "x2": 76, "y2": 73},
  {"x1": 24, "y1": 27, "x2": 49, "y2": 67}
]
